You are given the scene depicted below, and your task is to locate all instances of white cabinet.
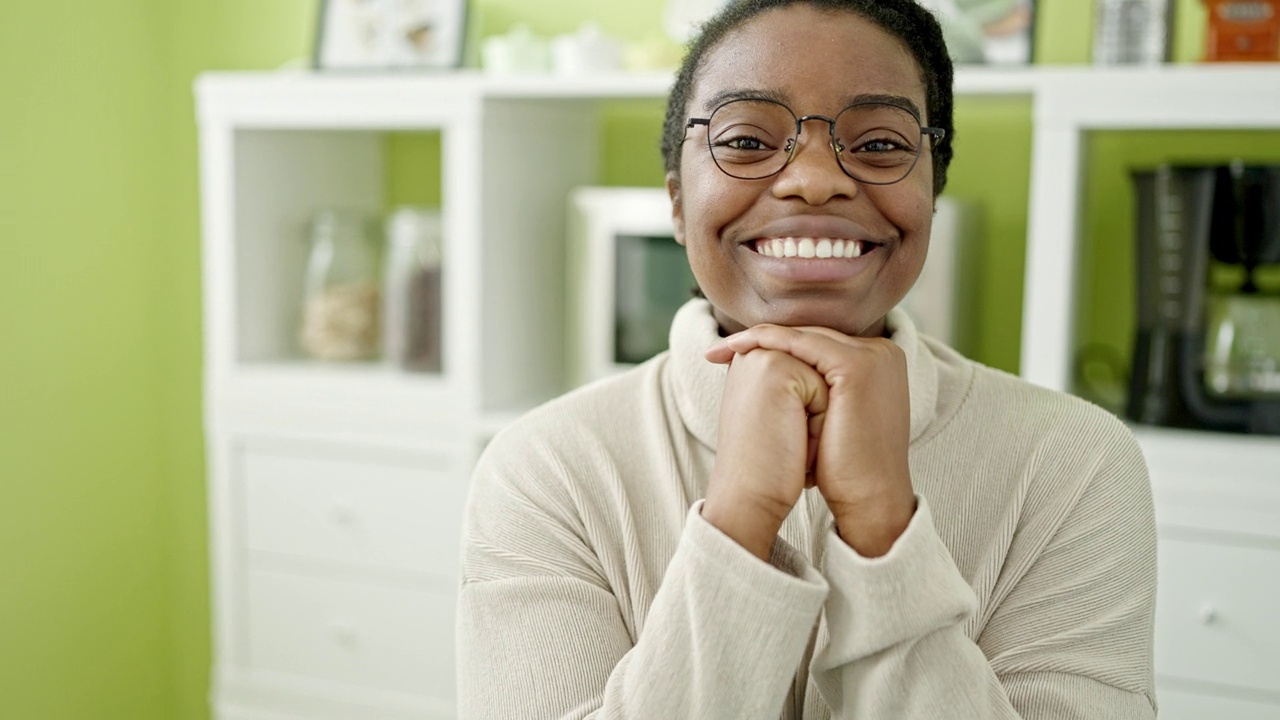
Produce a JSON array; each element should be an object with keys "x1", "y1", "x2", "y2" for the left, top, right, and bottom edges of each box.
[
  {"x1": 196, "y1": 67, "x2": 1280, "y2": 719},
  {"x1": 1137, "y1": 427, "x2": 1280, "y2": 715},
  {"x1": 1018, "y1": 66, "x2": 1280, "y2": 717},
  {"x1": 195, "y1": 71, "x2": 658, "y2": 719}
]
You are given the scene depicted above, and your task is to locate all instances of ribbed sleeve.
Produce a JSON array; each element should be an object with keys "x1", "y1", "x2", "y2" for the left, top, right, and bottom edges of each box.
[{"x1": 458, "y1": 486, "x2": 829, "y2": 719}]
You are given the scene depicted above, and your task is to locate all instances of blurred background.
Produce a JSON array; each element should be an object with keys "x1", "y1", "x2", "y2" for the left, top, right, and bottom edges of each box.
[{"x1": 2, "y1": 0, "x2": 1278, "y2": 718}]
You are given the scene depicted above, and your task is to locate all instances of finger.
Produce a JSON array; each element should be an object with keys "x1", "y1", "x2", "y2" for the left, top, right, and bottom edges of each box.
[
  {"x1": 724, "y1": 324, "x2": 872, "y2": 353},
  {"x1": 704, "y1": 338, "x2": 734, "y2": 364},
  {"x1": 723, "y1": 325, "x2": 892, "y2": 380},
  {"x1": 788, "y1": 354, "x2": 830, "y2": 419},
  {"x1": 709, "y1": 324, "x2": 865, "y2": 364}
]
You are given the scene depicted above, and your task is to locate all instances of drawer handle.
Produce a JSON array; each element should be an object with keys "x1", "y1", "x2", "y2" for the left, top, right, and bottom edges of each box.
[
  {"x1": 330, "y1": 620, "x2": 359, "y2": 647},
  {"x1": 329, "y1": 500, "x2": 357, "y2": 526},
  {"x1": 1198, "y1": 604, "x2": 1218, "y2": 625}
]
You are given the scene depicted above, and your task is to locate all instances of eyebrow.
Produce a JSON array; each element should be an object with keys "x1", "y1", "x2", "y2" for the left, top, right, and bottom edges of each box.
[
  {"x1": 701, "y1": 88, "x2": 790, "y2": 112},
  {"x1": 699, "y1": 89, "x2": 924, "y2": 120}
]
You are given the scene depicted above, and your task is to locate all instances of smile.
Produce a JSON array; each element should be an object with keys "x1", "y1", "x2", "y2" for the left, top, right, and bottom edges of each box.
[{"x1": 750, "y1": 237, "x2": 878, "y2": 258}]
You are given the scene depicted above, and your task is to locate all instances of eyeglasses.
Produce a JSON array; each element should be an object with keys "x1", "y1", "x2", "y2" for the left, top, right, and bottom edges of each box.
[{"x1": 685, "y1": 98, "x2": 946, "y2": 185}]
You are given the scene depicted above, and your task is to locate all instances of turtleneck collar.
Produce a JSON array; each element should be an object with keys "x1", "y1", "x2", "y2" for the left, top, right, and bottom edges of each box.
[{"x1": 667, "y1": 299, "x2": 940, "y2": 452}]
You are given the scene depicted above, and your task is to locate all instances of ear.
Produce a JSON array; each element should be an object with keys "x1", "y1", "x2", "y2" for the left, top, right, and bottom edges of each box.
[{"x1": 665, "y1": 171, "x2": 686, "y2": 246}]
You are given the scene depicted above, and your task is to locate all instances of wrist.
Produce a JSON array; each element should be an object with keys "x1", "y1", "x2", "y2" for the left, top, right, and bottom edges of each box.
[
  {"x1": 701, "y1": 495, "x2": 786, "y2": 562},
  {"x1": 832, "y1": 494, "x2": 917, "y2": 558}
]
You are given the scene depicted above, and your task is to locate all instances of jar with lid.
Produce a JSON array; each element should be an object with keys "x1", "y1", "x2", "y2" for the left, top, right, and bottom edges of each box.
[
  {"x1": 382, "y1": 207, "x2": 443, "y2": 373},
  {"x1": 299, "y1": 209, "x2": 382, "y2": 362}
]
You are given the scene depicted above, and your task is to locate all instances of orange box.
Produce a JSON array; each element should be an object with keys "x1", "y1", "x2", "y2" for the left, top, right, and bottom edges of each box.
[{"x1": 1203, "y1": 0, "x2": 1280, "y2": 60}]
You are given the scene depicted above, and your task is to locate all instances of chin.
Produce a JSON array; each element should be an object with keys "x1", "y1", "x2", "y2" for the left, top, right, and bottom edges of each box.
[{"x1": 724, "y1": 297, "x2": 887, "y2": 337}]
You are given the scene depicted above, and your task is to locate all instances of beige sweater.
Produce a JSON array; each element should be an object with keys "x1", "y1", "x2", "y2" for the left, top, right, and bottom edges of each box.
[{"x1": 457, "y1": 299, "x2": 1157, "y2": 719}]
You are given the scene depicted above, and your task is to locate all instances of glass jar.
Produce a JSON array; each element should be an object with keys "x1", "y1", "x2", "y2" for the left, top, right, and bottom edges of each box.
[
  {"x1": 382, "y1": 207, "x2": 443, "y2": 373},
  {"x1": 299, "y1": 209, "x2": 382, "y2": 362}
]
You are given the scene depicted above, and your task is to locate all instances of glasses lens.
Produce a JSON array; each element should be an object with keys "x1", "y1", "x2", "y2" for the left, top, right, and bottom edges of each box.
[
  {"x1": 834, "y1": 103, "x2": 925, "y2": 184},
  {"x1": 705, "y1": 100, "x2": 796, "y2": 180}
]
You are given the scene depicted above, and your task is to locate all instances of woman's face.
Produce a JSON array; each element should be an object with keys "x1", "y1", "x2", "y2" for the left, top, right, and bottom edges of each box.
[{"x1": 669, "y1": 5, "x2": 935, "y2": 338}]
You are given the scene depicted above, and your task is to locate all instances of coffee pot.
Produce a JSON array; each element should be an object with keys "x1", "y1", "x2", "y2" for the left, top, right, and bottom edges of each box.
[{"x1": 1128, "y1": 162, "x2": 1280, "y2": 434}]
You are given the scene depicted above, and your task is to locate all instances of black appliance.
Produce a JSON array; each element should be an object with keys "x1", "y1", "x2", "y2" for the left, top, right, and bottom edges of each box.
[{"x1": 1128, "y1": 162, "x2": 1280, "y2": 435}]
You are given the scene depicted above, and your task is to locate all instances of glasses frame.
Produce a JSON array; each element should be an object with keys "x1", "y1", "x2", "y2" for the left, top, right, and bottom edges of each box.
[{"x1": 685, "y1": 98, "x2": 946, "y2": 184}]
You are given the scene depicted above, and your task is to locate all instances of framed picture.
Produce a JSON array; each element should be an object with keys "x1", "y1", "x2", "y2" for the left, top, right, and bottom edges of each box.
[
  {"x1": 314, "y1": 0, "x2": 468, "y2": 70},
  {"x1": 917, "y1": 0, "x2": 1037, "y2": 64}
]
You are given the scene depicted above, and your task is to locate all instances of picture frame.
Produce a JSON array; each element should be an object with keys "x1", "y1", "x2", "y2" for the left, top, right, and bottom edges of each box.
[
  {"x1": 917, "y1": 0, "x2": 1037, "y2": 65},
  {"x1": 314, "y1": 0, "x2": 468, "y2": 70}
]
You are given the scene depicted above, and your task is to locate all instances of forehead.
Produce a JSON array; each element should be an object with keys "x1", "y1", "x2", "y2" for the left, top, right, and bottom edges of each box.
[{"x1": 692, "y1": 6, "x2": 927, "y2": 119}]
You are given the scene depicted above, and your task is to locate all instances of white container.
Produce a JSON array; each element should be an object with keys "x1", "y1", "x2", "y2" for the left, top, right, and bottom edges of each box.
[
  {"x1": 551, "y1": 23, "x2": 623, "y2": 76},
  {"x1": 383, "y1": 207, "x2": 443, "y2": 373},
  {"x1": 481, "y1": 25, "x2": 550, "y2": 74}
]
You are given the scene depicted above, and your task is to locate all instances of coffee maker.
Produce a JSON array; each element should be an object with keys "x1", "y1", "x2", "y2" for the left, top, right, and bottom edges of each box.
[{"x1": 1128, "y1": 162, "x2": 1280, "y2": 435}]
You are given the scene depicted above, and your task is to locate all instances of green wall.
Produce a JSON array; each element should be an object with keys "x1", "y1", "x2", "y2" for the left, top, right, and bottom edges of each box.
[
  {"x1": 1, "y1": 1, "x2": 317, "y2": 718},
  {"x1": 1, "y1": 1, "x2": 173, "y2": 717},
  {"x1": 0, "y1": 1, "x2": 1272, "y2": 718}
]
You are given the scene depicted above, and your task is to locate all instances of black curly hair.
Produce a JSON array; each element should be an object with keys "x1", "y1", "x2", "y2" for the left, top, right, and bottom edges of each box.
[{"x1": 660, "y1": 0, "x2": 955, "y2": 196}]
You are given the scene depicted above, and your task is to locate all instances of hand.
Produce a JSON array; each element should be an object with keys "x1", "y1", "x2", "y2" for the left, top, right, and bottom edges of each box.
[
  {"x1": 701, "y1": 347, "x2": 828, "y2": 561},
  {"x1": 707, "y1": 325, "x2": 916, "y2": 558}
]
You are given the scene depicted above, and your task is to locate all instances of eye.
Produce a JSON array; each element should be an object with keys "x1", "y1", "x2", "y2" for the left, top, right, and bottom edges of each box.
[
  {"x1": 852, "y1": 135, "x2": 913, "y2": 154},
  {"x1": 712, "y1": 133, "x2": 775, "y2": 152},
  {"x1": 840, "y1": 130, "x2": 918, "y2": 169}
]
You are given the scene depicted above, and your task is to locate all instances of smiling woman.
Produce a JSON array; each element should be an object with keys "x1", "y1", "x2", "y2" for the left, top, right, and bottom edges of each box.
[{"x1": 456, "y1": 1, "x2": 1158, "y2": 718}]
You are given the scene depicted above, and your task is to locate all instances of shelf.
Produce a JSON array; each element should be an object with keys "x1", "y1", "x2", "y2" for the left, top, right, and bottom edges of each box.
[
  {"x1": 234, "y1": 359, "x2": 445, "y2": 383},
  {"x1": 196, "y1": 64, "x2": 1280, "y2": 114},
  {"x1": 1031, "y1": 64, "x2": 1280, "y2": 129},
  {"x1": 196, "y1": 64, "x2": 1280, "y2": 399},
  {"x1": 214, "y1": 363, "x2": 467, "y2": 446}
]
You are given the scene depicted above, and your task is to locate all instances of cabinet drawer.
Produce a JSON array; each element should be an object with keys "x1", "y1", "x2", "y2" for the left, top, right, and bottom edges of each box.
[
  {"x1": 240, "y1": 438, "x2": 469, "y2": 576},
  {"x1": 1156, "y1": 537, "x2": 1280, "y2": 693},
  {"x1": 246, "y1": 568, "x2": 456, "y2": 700}
]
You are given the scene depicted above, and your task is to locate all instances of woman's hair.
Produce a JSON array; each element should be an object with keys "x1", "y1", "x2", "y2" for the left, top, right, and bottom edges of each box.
[{"x1": 660, "y1": 0, "x2": 955, "y2": 196}]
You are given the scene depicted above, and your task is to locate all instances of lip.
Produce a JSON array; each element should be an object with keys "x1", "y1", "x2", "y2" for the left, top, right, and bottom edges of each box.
[
  {"x1": 748, "y1": 216, "x2": 887, "y2": 246},
  {"x1": 739, "y1": 216, "x2": 889, "y2": 283}
]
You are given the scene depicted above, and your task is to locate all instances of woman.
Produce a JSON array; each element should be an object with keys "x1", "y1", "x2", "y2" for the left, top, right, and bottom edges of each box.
[{"x1": 457, "y1": 1, "x2": 1157, "y2": 717}]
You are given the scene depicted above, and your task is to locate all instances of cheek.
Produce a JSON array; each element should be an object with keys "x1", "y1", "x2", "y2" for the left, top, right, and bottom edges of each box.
[
  {"x1": 873, "y1": 181, "x2": 933, "y2": 240},
  {"x1": 680, "y1": 158, "x2": 751, "y2": 236}
]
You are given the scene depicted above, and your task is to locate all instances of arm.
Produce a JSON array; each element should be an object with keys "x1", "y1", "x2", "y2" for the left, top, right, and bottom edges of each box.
[
  {"x1": 707, "y1": 325, "x2": 1157, "y2": 718},
  {"x1": 811, "y1": 431, "x2": 1157, "y2": 719},
  {"x1": 456, "y1": 439, "x2": 829, "y2": 720}
]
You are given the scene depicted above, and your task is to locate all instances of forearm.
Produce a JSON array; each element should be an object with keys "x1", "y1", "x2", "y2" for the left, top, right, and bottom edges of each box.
[
  {"x1": 459, "y1": 502, "x2": 829, "y2": 720},
  {"x1": 811, "y1": 496, "x2": 1156, "y2": 720},
  {"x1": 816, "y1": 626, "x2": 1154, "y2": 719}
]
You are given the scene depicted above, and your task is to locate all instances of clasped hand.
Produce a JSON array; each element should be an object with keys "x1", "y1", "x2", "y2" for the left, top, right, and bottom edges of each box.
[{"x1": 701, "y1": 325, "x2": 916, "y2": 560}]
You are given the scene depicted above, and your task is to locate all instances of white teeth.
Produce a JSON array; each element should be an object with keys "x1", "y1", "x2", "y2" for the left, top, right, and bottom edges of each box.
[{"x1": 755, "y1": 237, "x2": 870, "y2": 259}]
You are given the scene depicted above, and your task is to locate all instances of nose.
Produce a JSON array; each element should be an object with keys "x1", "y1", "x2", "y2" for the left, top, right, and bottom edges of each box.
[{"x1": 770, "y1": 117, "x2": 860, "y2": 205}]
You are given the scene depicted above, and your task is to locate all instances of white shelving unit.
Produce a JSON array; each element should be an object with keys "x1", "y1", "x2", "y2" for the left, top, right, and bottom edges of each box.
[
  {"x1": 195, "y1": 65, "x2": 1280, "y2": 720},
  {"x1": 1019, "y1": 65, "x2": 1280, "y2": 393}
]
